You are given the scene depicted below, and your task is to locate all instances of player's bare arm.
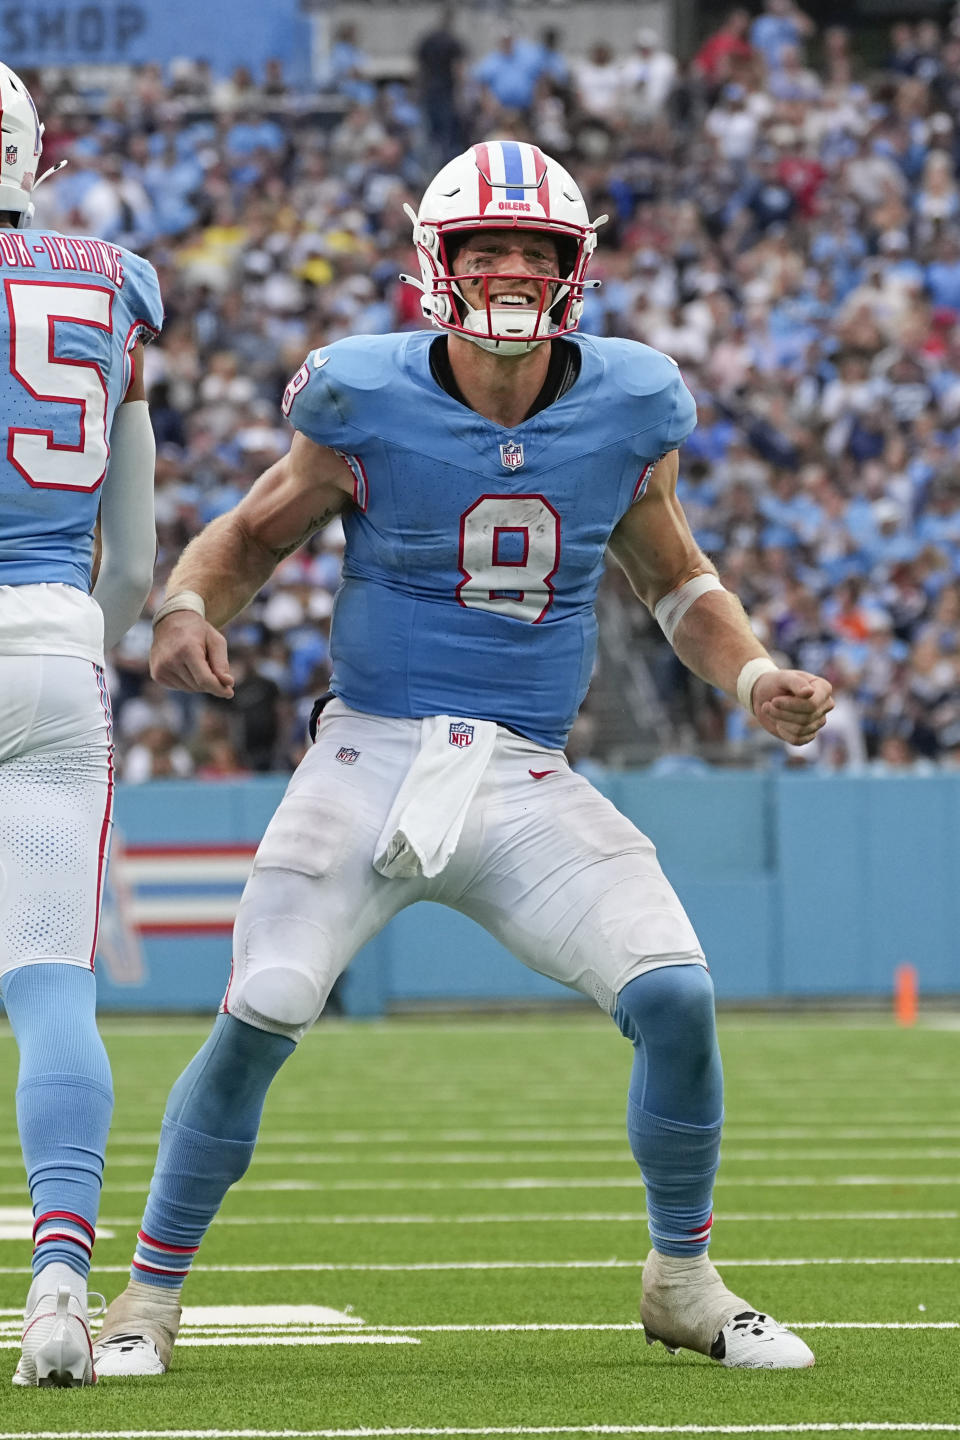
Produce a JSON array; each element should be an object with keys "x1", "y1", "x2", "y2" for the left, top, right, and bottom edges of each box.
[
  {"x1": 150, "y1": 430, "x2": 352, "y2": 698},
  {"x1": 609, "y1": 451, "x2": 833, "y2": 746}
]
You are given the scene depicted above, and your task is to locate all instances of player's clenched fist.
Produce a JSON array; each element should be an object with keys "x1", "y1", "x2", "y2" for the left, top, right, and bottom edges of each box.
[
  {"x1": 751, "y1": 669, "x2": 833, "y2": 747},
  {"x1": 150, "y1": 612, "x2": 235, "y2": 698}
]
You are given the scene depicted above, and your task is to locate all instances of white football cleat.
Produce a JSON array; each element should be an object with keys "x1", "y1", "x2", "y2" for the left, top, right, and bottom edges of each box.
[
  {"x1": 12, "y1": 1283, "x2": 97, "y2": 1387},
  {"x1": 92, "y1": 1279, "x2": 181, "y2": 1377},
  {"x1": 641, "y1": 1248, "x2": 815, "y2": 1369}
]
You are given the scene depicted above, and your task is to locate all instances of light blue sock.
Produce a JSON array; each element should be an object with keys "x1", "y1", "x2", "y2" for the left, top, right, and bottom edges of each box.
[
  {"x1": 132, "y1": 1012, "x2": 295, "y2": 1289},
  {"x1": 1, "y1": 963, "x2": 113, "y2": 1280},
  {"x1": 613, "y1": 965, "x2": 724, "y2": 1258}
]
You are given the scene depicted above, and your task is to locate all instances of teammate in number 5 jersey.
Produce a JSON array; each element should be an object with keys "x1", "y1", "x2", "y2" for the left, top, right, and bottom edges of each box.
[
  {"x1": 0, "y1": 64, "x2": 163, "y2": 1387},
  {"x1": 96, "y1": 143, "x2": 831, "y2": 1377}
]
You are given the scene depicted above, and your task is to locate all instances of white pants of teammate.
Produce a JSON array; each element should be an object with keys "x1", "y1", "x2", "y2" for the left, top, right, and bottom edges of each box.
[
  {"x1": 225, "y1": 701, "x2": 705, "y2": 1040},
  {"x1": 0, "y1": 656, "x2": 114, "y2": 978}
]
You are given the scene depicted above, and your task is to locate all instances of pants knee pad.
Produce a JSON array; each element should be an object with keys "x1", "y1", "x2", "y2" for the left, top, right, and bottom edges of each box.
[{"x1": 230, "y1": 915, "x2": 337, "y2": 1034}]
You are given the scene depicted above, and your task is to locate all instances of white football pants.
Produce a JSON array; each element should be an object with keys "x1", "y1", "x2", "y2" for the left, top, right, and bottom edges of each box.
[
  {"x1": 0, "y1": 655, "x2": 114, "y2": 977},
  {"x1": 225, "y1": 701, "x2": 704, "y2": 1040}
]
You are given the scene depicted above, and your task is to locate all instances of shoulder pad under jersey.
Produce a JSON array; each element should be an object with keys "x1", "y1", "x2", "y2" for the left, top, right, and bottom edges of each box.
[
  {"x1": 584, "y1": 335, "x2": 698, "y2": 458},
  {"x1": 111, "y1": 244, "x2": 164, "y2": 342},
  {"x1": 282, "y1": 333, "x2": 407, "y2": 449}
]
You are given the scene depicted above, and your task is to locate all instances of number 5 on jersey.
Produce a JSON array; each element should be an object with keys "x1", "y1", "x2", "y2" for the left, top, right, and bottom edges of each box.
[
  {"x1": 457, "y1": 494, "x2": 560, "y2": 623},
  {"x1": 6, "y1": 279, "x2": 113, "y2": 492}
]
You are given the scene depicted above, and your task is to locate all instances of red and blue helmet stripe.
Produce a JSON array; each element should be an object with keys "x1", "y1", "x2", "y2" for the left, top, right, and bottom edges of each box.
[{"x1": 473, "y1": 141, "x2": 551, "y2": 217}]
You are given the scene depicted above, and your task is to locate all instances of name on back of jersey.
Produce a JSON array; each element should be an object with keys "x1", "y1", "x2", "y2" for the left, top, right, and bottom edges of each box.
[{"x1": 0, "y1": 231, "x2": 127, "y2": 287}]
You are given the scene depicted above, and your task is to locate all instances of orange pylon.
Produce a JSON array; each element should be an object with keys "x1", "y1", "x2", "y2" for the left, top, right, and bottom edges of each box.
[{"x1": 894, "y1": 964, "x2": 918, "y2": 1027}]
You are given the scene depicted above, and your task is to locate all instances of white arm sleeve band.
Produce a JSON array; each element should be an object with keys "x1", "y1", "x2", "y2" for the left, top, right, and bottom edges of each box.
[
  {"x1": 653, "y1": 573, "x2": 726, "y2": 646},
  {"x1": 736, "y1": 656, "x2": 779, "y2": 712},
  {"x1": 92, "y1": 399, "x2": 157, "y2": 650}
]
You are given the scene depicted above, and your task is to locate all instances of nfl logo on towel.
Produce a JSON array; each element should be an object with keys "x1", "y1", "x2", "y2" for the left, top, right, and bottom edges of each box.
[
  {"x1": 499, "y1": 441, "x2": 524, "y2": 469},
  {"x1": 449, "y1": 722, "x2": 474, "y2": 748},
  {"x1": 336, "y1": 746, "x2": 360, "y2": 765}
]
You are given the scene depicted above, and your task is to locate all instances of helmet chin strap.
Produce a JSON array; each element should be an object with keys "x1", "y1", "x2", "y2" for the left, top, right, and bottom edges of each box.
[
  {"x1": 457, "y1": 275, "x2": 602, "y2": 354},
  {"x1": 461, "y1": 332, "x2": 546, "y2": 357},
  {"x1": 459, "y1": 304, "x2": 552, "y2": 355}
]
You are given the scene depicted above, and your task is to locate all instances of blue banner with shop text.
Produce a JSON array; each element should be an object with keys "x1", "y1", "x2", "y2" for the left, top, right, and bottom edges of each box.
[{"x1": 1, "y1": 0, "x2": 310, "y2": 78}]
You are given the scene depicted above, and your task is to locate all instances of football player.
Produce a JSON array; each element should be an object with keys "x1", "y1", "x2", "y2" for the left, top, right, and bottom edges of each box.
[
  {"x1": 94, "y1": 141, "x2": 830, "y2": 1376},
  {"x1": 0, "y1": 63, "x2": 163, "y2": 1386}
]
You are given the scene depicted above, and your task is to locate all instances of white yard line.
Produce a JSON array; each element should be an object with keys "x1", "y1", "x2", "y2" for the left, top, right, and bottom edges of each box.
[
  {"x1": 79, "y1": 1148, "x2": 960, "y2": 1169},
  {"x1": 720, "y1": 1177, "x2": 960, "y2": 1189},
  {"x1": 3, "y1": 1424, "x2": 960, "y2": 1438},
  {"x1": 2, "y1": 1256, "x2": 958, "y2": 1277},
  {"x1": 0, "y1": 1314, "x2": 956, "y2": 1334},
  {"x1": 177, "y1": 1336, "x2": 418, "y2": 1348},
  {"x1": 90, "y1": 1210, "x2": 960, "y2": 1228},
  {"x1": 194, "y1": 1321, "x2": 960, "y2": 1334},
  {"x1": 4, "y1": 1177, "x2": 960, "y2": 1200},
  {"x1": 786, "y1": 1322, "x2": 959, "y2": 1330},
  {"x1": 196, "y1": 1321, "x2": 960, "y2": 1334},
  {"x1": 0, "y1": 1337, "x2": 420, "y2": 1350},
  {"x1": 11, "y1": 1125, "x2": 960, "y2": 1148},
  {"x1": 356, "y1": 1321, "x2": 960, "y2": 1333},
  {"x1": 225, "y1": 1321, "x2": 958, "y2": 1334}
]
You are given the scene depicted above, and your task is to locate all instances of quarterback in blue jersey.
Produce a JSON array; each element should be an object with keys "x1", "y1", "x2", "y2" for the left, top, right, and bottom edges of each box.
[
  {"x1": 95, "y1": 142, "x2": 832, "y2": 1377},
  {"x1": 0, "y1": 64, "x2": 163, "y2": 1387}
]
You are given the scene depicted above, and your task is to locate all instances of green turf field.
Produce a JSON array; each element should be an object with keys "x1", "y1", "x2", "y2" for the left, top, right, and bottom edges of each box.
[{"x1": 0, "y1": 1010, "x2": 957, "y2": 1439}]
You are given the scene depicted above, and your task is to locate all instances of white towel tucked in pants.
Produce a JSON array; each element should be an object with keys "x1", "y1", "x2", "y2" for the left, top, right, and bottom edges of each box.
[{"x1": 373, "y1": 715, "x2": 497, "y2": 879}]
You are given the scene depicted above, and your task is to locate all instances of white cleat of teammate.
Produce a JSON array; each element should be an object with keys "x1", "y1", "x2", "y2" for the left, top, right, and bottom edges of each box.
[
  {"x1": 13, "y1": 1283, "x2": 99, "y2": 1387},
  {"x1": 641, "y1": 1248, "x2": 815, "y2": 1369},
  {"x1": 92, "y1": 1279, "x2": 181, "y2": 1377}
]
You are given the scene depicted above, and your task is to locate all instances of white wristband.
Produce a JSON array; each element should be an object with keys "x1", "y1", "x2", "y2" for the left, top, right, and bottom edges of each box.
[
  {"x1": 653, "y1": 573, "x2": 726, "y2": 645},
  {"x1": 736, "y1": 657, "x2": 779, "y2": 713},
  {"x1": 152, "y1": 590, "x2": 206, "y2": 627}
]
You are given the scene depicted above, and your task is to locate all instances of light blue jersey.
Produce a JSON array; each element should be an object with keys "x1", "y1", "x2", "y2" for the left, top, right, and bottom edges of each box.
[
  {"x1": 285, "y1": 330, "x2": 696, "y2": 748},
  {"x1": 0, "y1": 229, "x2": 163, "y2": 591}
]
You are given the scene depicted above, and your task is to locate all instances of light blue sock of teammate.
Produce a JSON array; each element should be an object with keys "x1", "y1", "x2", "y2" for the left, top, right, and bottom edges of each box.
[
  {"x1": 613, "y1": 965, "x2": 724, "y2": 1258},
  {"x1": 131, "y1": 1012, "x2": 295, "y2": 1290},
  {"x1": 1, "y1": 963, "x2": 114, "y2": 1281}
]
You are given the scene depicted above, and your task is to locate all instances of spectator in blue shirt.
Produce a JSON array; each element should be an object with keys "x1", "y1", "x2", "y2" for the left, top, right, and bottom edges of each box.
[
  {"x1": 473, "y1": 28, "x2": 544, "y2": 113},
  {"x1": 326, "y1": 22, "x2": 376, "y2": 106},
  {"x1": 751, "y1": 0, "x2": 814, "y2": 71},
  {"x1": 926, "y1": 234, "x2": 960, "y2": 312}
]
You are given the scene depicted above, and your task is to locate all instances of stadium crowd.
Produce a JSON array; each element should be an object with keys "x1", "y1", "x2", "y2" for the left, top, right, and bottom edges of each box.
[{"x1": 25, "y1": 0, "x2": 960, "y2": 775}]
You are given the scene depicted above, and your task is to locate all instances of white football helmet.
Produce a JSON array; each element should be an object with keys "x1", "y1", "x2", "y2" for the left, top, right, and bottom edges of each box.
[
  {"x1": 403, "y1": 141, "x2": 605, "y2": 356},
  {"x1": 0, "y1": 63, "x2": 44, "y2": 228}
]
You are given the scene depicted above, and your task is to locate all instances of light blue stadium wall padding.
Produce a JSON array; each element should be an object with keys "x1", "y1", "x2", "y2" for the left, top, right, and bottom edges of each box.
[
  {"x1": 97, "y1": 935, "x2": 232, "y2": 1013},
  {"x1": 5, "y1": 773, "x2": 958, "y2": 1019},
  {"x1": 669, "y1": 879, "x2": 776, "y2": 1000},
  {"x1": 377, "y1": 902, "x2": 582, "y2": 1007},
  {"x1": 609, "y1": 773, "x2": 772, "y2": 877},
  {"x1": 115, "y1": 776, "x2": 286, "y2": 842},
  {"x1": 609, "y1": 772, "x2": 776, "y2": 1000},
  {"x1": 776, "y1": 774, "x2": 960, "y2": 997}
]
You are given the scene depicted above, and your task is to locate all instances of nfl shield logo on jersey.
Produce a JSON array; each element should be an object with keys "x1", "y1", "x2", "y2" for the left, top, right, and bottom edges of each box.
[
  {"x1": 499, "y1": 441, "x2": 524, "y2": 470},
  {"x1": 335, "y1": 746, "x2": 360, "y2": 765},
  {"x1": 449, "y1": 722, "x2": 474, "y2": 748},
  {"x1": 4, "y1": 145, "x2": 17, "y2": 165}
]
